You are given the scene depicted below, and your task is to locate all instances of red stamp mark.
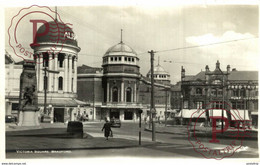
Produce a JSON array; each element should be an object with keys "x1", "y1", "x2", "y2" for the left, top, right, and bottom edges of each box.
[
  {"x1": 187, "y1": 101, "x2": 252, "y2": 160},
  {"x1": 8, "y1": 5, "x2": 75, "y2": 64}
]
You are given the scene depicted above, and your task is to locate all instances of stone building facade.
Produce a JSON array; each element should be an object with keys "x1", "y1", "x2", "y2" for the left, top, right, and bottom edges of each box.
[{"x1": 181, "y1": 61, "x2": 258, "y2": 127}]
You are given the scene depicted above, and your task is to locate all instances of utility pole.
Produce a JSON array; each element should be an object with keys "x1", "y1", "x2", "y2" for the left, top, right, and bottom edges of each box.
[
  {"x1": 44, "y1": 66, "x2": 47, "y2": 115},
  {"x1": 148, "y1": 50, "x2": 156, "y2": 141},
  {"x1": 165, "y1": 90, "x2": 168, "y2": 127}
]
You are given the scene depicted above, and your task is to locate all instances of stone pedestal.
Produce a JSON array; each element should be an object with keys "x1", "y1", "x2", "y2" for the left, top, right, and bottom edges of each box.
[{"x1": 18, "y1": 106, "x2": 40, "y2": 126}]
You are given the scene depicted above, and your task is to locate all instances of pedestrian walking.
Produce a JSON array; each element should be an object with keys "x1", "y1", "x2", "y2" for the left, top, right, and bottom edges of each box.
[{"x1": 102, "y1": 120, "x2": 112, "y2": 140}]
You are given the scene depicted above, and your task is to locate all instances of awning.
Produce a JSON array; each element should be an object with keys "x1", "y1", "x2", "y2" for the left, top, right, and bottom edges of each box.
[
  {"x1": 38, "y1": 98, "x2": 88, "y2": 107},
  {"x1": 251, "y1": 111, "x2": 258, "y2": 115},
  {"x1": 182, "y1": 109, "x2": 205, "y2": 118},
  {"x1": 230, "y1": 109, "x2": 250, "y2": 120},
  {"x1": 208, "y1": 109, "x2": 228, "y2": 118}
]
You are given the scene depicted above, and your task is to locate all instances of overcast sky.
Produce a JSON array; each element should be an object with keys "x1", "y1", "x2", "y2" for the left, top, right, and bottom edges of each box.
[{"x1": 5, "y1": 5, "x2": 259, "y2": 84}]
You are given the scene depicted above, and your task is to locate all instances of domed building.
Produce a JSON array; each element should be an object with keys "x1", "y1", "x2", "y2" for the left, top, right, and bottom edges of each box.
[
  {"x1": 100, "y1": 38, "x2": 143, "y2": 121},
  {"x1": 147, "y1": 60, "x2": 171, "y2": 85},
  {"x1": 30, "y1": 20, "x2": 85, "y2": 123}
]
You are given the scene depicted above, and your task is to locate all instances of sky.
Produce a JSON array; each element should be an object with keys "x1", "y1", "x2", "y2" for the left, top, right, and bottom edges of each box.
[{"x1": 5, "y1": 4, "x2": 259, "y2": 84}]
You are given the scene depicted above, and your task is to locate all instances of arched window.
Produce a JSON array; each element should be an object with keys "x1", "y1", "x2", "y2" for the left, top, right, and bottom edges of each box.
[
  {"x1": 196, "y1": 88, "x2": 202, "y2": 95},
  {"x1": 58, "y1": 54, "x2": 64, "y2": 68},
  {"x1": 126, "y1": 87, "x2": 132, "y2": 102},
  {"x1": 58, "y1": 77, "x2": 63, "y2": 90},
  {"x1": 43, "y1": 53, "x2": 49, "y2": 67},
  {"x1": 112, "y1": 87, "x2": 118, "y2": 102}
]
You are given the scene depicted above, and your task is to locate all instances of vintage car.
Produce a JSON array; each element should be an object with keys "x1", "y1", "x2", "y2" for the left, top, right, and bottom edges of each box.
[{"x1": 110, "y1": 118, "x2": 121, "y2": 128}]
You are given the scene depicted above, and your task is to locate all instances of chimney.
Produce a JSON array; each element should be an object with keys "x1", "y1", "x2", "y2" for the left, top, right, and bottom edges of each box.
[
  {"x1": 181, "y1": 66, "x2": 185, "y2": 81},
  {"x1": 216, "y1": 60, "x2": 220, "y2": 69},
  {"x1": 227, "y1": 65, "x2": 230, "y2": 73},
  {"x1": 205, "y1": 65, "x2": 209, "y2": 73}
]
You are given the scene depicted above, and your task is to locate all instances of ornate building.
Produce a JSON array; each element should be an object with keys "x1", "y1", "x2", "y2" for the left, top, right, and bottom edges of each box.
[
  {"x1": 100, "y1": 39, "x2": 143, "y2": 121},
  {"x1": 30, "y1": 21, "x2": 85, "y2": 123},
  {"x1": 181, "y1": 61, "x2": 258, "y2": 127},
  {"x1": 77, "y1": 36, "x2": 171, "y2": 121}
]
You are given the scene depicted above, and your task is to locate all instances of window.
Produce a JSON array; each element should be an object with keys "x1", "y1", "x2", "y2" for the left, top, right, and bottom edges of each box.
[
  {"x1": 195, "y1": 101, "x2": 203, "y2": 109},
  {"x1": 240, "y1": 88, "x2": 246, "y2": 97},
  {"x1": 43, "y1": 53, "x2": 49, "y2": 67},
  {"x1": 183, "y1": 100, "x2": 189, "y2": 109},
  {"x1": 58, "y1": 54, "x2": 64, "y2": 68},
  {"x1": 58, "y1": 77, "x2": 63, "y2": 90},
  {"x1": 126, "y1": 87, "x2": 132, "y2": 102},
  {"x1": 119, "y1": 57, "x2": 121, "y2": 61},
  {"x1": 233, "y1": 89, "x2": 239, "y2": 97},
  {"x1": 211, "y1": 89, "x2": 217, "y2": 96},
  {"x1": 132, "y1": 58, "x2": 134, "y2": 62},
  {"x1": 217, "y1": 89, "x2": 223, "y2": 96},
  {"x1": 196, "y1": 88, "x2": 202, "y2": 95},
  {"x1": 112, "y1": 87, "x2": 118, "y2": 102},
  {"x1": 72, "y1": 57, "x2": 75, "y2": 69},
  {"x1": 214, "y1": 101, "x2": 223, "y2": 109},
  {"x1": 128, "y1": 57, "x2": 131, "y2": 62},
  {"x1": 111, "y1": 57, "x2": 114, "y2": 61},
  {"x1": 125, "y1": 57, "x2": 127, "y2": 61},
  {"x1": 115, "y1": 57, "x2": 117, "y2": 61},
  {"x1": 212, "y1": 79, "x2": 222, "y2": 85},
  {"x1": 231, "y1": 102, "x2": 245, "y2": 109}
]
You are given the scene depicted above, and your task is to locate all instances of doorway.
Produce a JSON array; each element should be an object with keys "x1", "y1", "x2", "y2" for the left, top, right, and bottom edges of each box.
[
  {"x1": 124, "y1": 111, "x2": 133, "y2": 120},
  {"x1": 54, "y1": 108, "x2": 64, "y2": 122},
  {"x1": 110, "y1": 109, "x2": 120, "y2": 119}
]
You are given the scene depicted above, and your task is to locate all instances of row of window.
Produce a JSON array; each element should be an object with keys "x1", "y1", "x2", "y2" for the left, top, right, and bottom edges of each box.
[
  {"x1": 147, "y1": 74, "x2": 168, "y2": 78},
  {"x1": 43, "y1": 76, "x2": 73, "y2": 91},
  {"x1": 103, "y1": 56, "x2": 136, "y2": 63},
  {"x1": 183, "y1": 100, "x2": 258, "y2": 110},
  {"x1": 41, "y1": 54, "x2": 76, "y2": 68},
  {"x1": 111, "y1": 87, "x2": 132, "y2": 102},
  {"x1": 194, "y1": 88, "x2": 258, "y2": 97}
]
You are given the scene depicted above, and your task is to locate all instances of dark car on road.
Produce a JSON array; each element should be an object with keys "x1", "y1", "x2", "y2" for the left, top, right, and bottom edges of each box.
[
  {"x1": 5, "y1": 115, "x2": 17, "y2": 123},
  {"x1": 110, "y1": 118, "x2": 121, "y2": 128}
]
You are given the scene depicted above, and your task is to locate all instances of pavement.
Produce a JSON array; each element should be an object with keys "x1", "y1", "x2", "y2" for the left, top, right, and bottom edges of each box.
[{"x1": 6, "y1": 122, "x2": 158, "y2": 152}]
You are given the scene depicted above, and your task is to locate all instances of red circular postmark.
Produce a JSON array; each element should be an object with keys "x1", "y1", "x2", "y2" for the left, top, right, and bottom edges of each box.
[
  {"x1": 187, "y1": 101, "x2": 252, "y2": 160},
  {"x1": 8, "y1": 5, "x2": 75, "y2": 64}
]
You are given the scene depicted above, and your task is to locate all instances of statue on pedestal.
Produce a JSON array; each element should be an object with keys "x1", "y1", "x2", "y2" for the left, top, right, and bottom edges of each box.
[{"x1": 18, "y1": 60, "x2": 39, "y2": 126}]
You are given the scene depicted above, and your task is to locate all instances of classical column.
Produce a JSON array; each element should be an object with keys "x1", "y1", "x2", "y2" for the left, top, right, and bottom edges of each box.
[
  {"x1": 48, "y1": 55, "x2": 53, "y2": 92},
  {"x1": 107, "y1": 82, "x2": 109, "y2": 102},
  {"x1": 121, "y1": 81, "x2": 124, "y2": 102},
  {"x1": 54, "y1": 54, "x2": 58, "y2": 92},
  {"x1": 64, "y1": 54, "x2": 68, "y2": 92},
  {"x1": 73, "y1": 57, "x2": 77, "y2": 93},
  {"x1": 36, "y1": 54, "x2": 40, "y2": 91},
  {"x1": 68, "y1": 55, "x2": 72, "y2": 92},
  {"x1": 39, "y1": 53, "x2": 43, "y2": 91}
]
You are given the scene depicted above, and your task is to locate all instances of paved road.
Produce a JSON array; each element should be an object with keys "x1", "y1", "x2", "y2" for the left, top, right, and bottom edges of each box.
[{"x1": 6, "y1": 122, "x2": 258, "y2": 159}]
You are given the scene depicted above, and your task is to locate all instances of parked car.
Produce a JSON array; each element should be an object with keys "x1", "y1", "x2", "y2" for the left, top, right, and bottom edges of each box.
[
  {"x1": 110, "y1": 118, "x2": 121, "y2": 128},
  {"x1": 5, "y1": 115, "x2": 17, "y2": 123}
]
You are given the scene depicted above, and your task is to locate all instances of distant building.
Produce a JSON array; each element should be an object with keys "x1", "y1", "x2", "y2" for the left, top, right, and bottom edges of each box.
[
  {"x1": 5, "y1": 51, "x2": 23, "y2": 116},
  {"x1": 181, "y1": 61, "x2": 258, "y2": 127}
]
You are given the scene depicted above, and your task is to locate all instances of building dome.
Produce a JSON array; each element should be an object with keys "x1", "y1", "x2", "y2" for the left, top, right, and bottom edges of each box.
[
  {"x1": 147, "y1": 64, "x2": 169, "y2": 75},
  {"x1": 147, "y1": 64, "x2": 170, "y2": 84},
  {"x1": 31, "y1": 21, "x2": 78, "y2": 48},
  {"x1": 104, "y1": 42, "x2": 137, "y2": 57}
]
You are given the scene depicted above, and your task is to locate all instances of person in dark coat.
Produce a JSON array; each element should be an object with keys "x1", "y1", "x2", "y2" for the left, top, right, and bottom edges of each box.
[{"x1": 102, "y1": 120, "x2": 112, "y2": 140}]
